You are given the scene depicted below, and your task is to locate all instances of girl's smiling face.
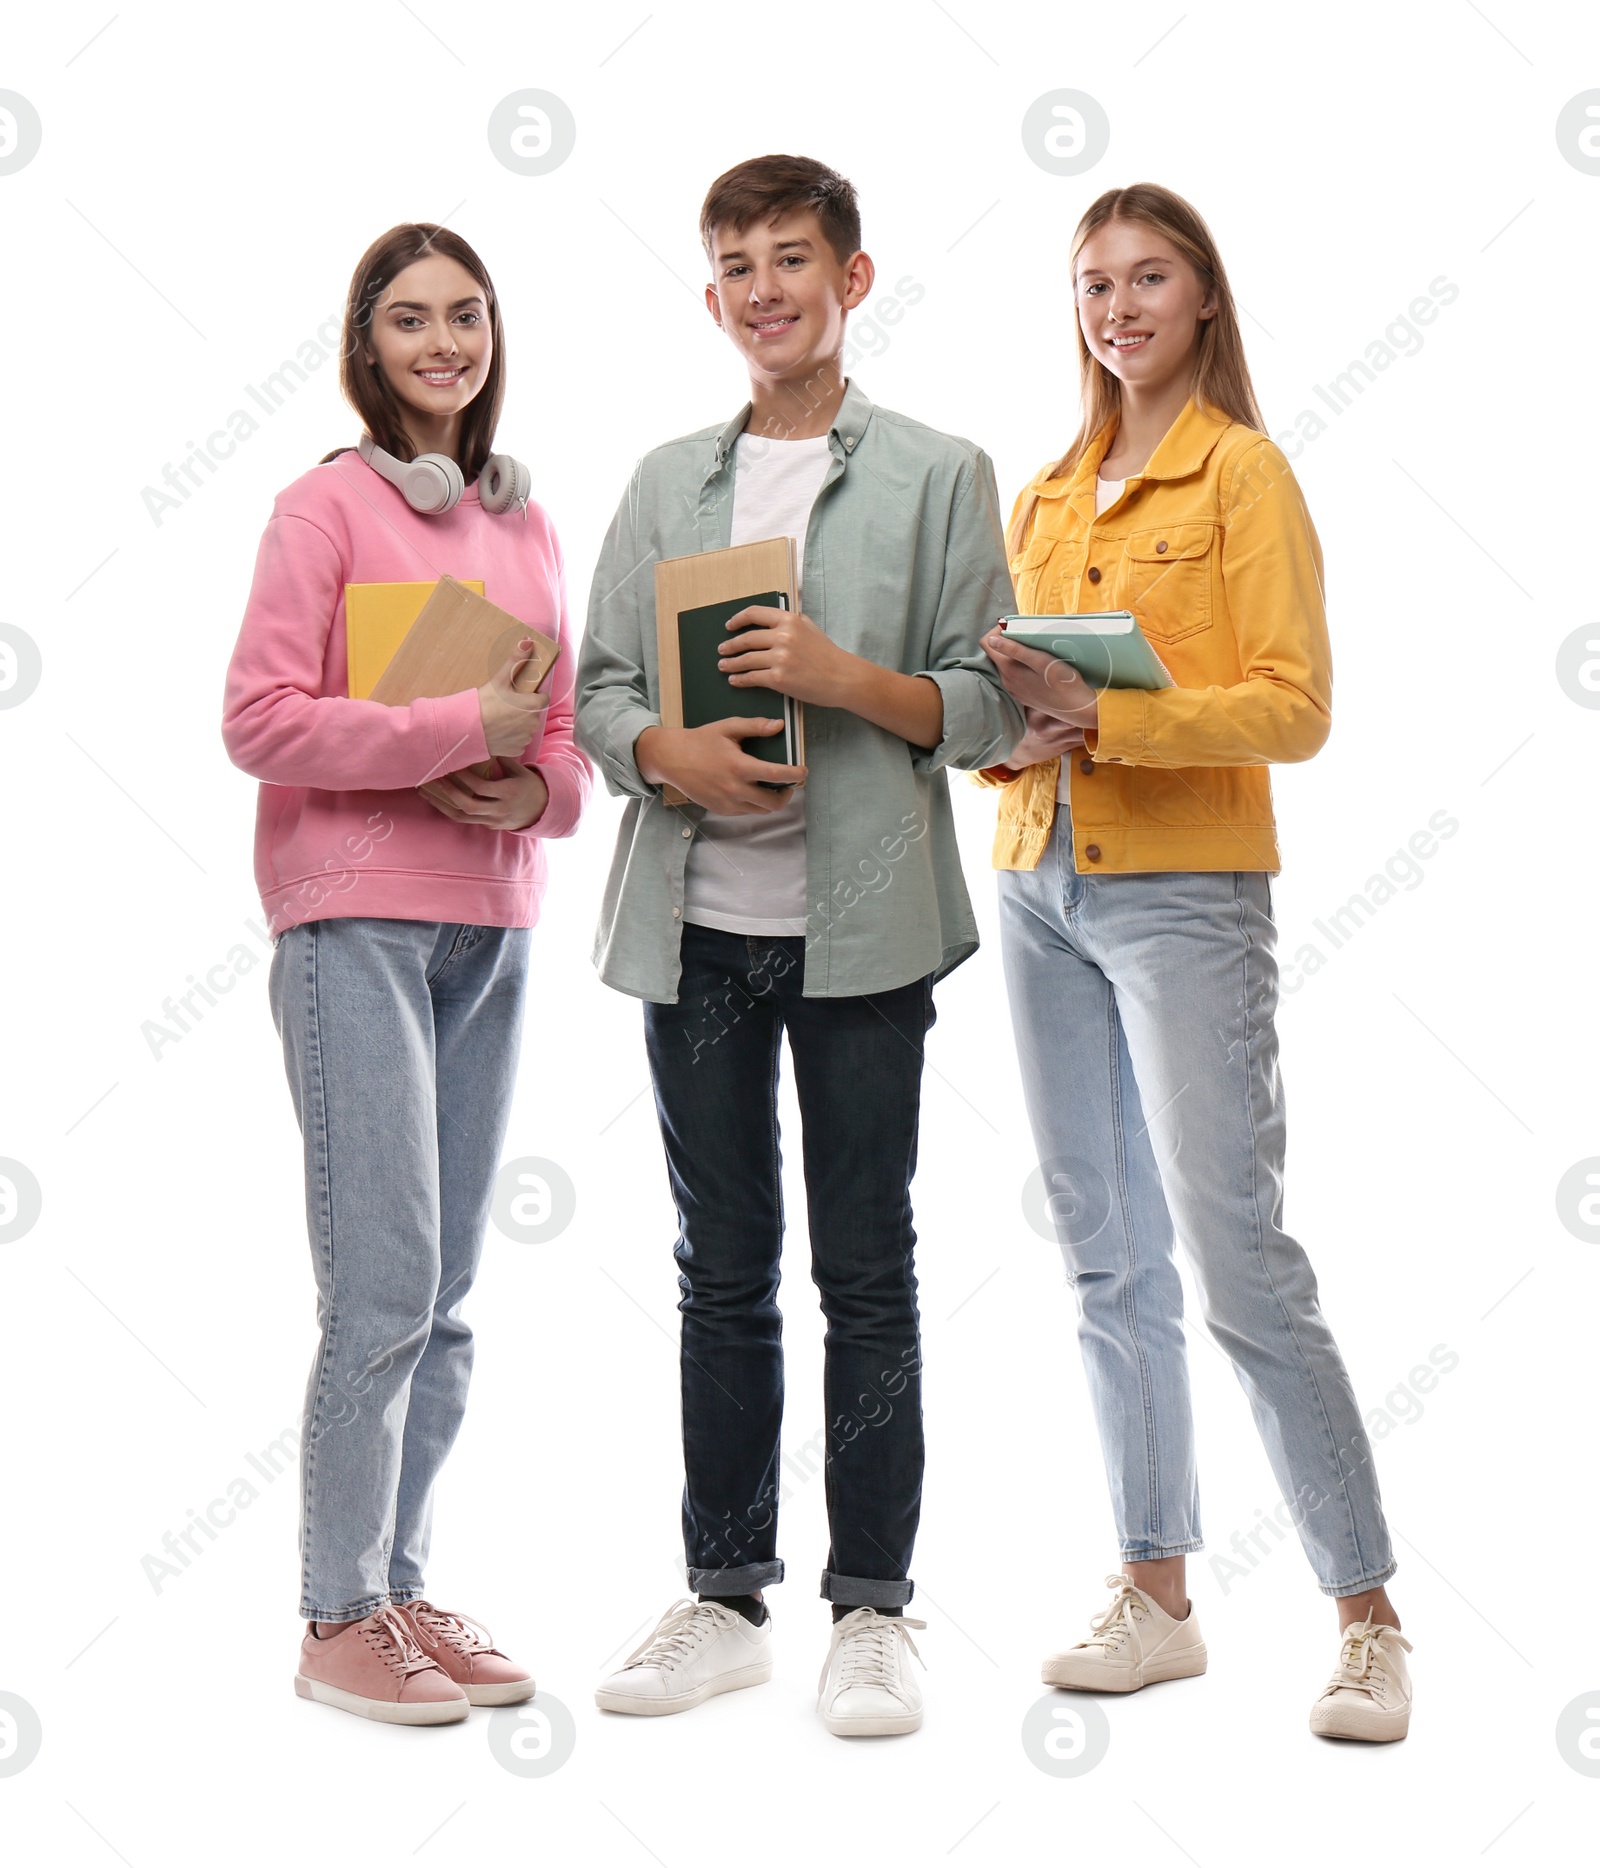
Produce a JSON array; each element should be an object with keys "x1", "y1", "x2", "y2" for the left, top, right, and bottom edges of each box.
[
  {"x1": 1075, "y1": 218, "x2": 1216, "y2": 392},
  {"x1": 363, "y1": 252, "x2": 492, "y2": 437}
]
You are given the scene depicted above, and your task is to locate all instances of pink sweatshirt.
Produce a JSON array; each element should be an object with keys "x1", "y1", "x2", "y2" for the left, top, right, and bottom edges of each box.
[{"x1": 222, "y1": 451, "x2": 591, "y2": 935}]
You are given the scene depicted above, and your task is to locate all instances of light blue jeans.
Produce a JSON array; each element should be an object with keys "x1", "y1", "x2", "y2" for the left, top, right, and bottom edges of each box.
[
  {"x1": 998, "y1": 811, "x2": 1395, "y2": 1597},
  {"x1": 268, "y1": 916, "x2": 530, "y2": 1622}
]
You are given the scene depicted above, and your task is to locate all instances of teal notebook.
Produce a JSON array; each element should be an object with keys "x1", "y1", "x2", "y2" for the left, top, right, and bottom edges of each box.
[
  {"x1": 677, "y1": 591, "x2": 798, "y2": 775},
  {"x1": 1001, "y1": 610, "x2": 1174, "y2": 689}
]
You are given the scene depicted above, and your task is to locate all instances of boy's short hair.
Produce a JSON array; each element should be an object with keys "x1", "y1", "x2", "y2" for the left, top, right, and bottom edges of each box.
[{"x1": 700, "y1": 154, "x2": 861, "y2": 266}]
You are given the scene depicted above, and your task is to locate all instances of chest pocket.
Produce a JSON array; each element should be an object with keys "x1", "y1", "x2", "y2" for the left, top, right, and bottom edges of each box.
[
  {"x1": 1009, "y1": 528, "x2": 1069, "y2": 614},
  {"x1": 1118, "y1": 523, "x2": 1216, "y2": 643}
]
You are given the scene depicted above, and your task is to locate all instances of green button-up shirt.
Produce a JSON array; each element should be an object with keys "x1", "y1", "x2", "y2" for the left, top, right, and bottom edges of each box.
[{"x1": 573, "y1": 378, "x2": 1022, "y2": 1002}]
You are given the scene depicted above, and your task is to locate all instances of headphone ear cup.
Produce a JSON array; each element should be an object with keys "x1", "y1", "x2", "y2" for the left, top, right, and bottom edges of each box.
[
  {"x1": 479, "y1": 453, "x2": 531, "y2": 516},
  {"x1": 402, "y1": 452, "x2": 464, "y2": 513}
]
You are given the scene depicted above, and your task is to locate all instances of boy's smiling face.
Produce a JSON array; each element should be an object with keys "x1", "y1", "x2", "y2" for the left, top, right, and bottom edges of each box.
[{"x1": 704, "y1": 208, "x2": 873, "y2": 397}]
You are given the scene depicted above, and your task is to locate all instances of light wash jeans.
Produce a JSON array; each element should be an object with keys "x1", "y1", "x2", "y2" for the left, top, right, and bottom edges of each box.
[
  {"x1": 998, "y1": 811, "x2": 1394, "y2": 1596},
  {"x1": 268, "y1": 916, "x2": 530, "y2": 1622}
]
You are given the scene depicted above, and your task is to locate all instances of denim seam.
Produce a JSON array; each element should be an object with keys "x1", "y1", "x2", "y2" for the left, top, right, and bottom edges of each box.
[
  {"x1": 299, "y1": 923, "x2": 341, "y2": 1619},
  {"x1": 1232, "y1": 873, "x2": 1375, "y2": 1591},
  {"x1": 1104, "y1": 986, "x2": 1168, "y2": 1552}
]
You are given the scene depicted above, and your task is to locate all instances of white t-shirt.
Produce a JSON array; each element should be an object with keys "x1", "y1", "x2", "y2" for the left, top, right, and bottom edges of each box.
[
  {"x1": 681, "y1": 431, "x2": 832, "y2": 937},
  {"x1": 1055, "y1": 475, "x2": 1126, "y2": 803}
]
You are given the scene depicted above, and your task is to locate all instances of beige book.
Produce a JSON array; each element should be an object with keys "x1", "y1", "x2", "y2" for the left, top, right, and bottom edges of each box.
[
  {"x1": 653, "y1": 537, "x2": 801, "y2": 807},
  {"x1": 367, "y1": 574, "x2": 559, "y2": 781}
]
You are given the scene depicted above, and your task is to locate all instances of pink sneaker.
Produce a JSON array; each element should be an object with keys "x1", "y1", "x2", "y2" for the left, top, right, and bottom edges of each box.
[
  {"x1": 399, "y1": 1600, "x2": 536, "y2": 1706},
  {"x1": 294, "y1": 1607, "x2": 469, "y2": 1725}
]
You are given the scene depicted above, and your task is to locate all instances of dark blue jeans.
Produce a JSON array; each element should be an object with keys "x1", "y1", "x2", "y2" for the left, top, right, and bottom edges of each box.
[{"x1": 643, "y1": 923, "x2": 933, "y2": 1609}]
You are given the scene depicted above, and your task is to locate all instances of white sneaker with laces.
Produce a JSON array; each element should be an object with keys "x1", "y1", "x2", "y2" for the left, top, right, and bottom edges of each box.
[
  {"x1": 594, "y1": 1599, "x2": 772, "y2": 1716},
  {"x1": 1042, "y1": 1573, "x2": 1207, "y2": 1692},
  {"x1": 817, "y1": 1608, "x2": 927, "y2": 1737},
  {"x1": 1309, "y1": 1617, "x2": 1413, "y2": 1741}
]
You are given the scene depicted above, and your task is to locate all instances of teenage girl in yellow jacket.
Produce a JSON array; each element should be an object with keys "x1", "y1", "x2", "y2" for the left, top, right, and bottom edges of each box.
[{"x1": 980, "y1": 182, "x2": 1413, "y2": 1742}]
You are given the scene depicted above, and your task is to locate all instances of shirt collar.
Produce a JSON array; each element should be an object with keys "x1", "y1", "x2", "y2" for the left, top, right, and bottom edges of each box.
[{"x1": 706, "y1": 376, "x2": 875, "y2": 480}]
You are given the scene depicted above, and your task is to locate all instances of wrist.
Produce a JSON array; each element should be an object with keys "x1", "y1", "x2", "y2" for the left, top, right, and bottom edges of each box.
[
  {"x1": 812, "y1": 642, "x2": 865, "y2": 711},
  {"x1": 633, "y1": 724, "x2": 669, "y2": 785}
]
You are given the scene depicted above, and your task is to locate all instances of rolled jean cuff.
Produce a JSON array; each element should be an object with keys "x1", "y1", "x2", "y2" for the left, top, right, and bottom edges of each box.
[
  {"x1": 687, "y1": 1559, "x2": 784, "y2": 1595},
  {"x1": 820, "y1": 1570, "x2": 914, "y2": 1608},
  {"x1": 299, "y1": 1589, "x2": 392, "y2": 1624},
  {"x1": 1321, "y1": 1558, "x2": 1398, "y2": 1600},
  {"x1": 1120, "y1": 1538, "x2": 1205, "y2": 1562}
]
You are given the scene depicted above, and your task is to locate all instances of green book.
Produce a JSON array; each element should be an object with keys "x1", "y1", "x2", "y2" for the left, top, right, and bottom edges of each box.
[
  {"x1": 677, "y1": 590, "x2": 798, "y2": 776},
  {"x1": 1001, "y1": 610, "x2": 1174, "y2": 689}
]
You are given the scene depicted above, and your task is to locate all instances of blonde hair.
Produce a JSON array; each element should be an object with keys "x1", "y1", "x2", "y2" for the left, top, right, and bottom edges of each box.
[{"x1": 1008, "y1": 183, "x2": 1265, "y2": 556}]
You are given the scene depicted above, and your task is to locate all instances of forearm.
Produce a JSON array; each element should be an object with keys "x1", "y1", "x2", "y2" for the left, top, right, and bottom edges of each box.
[{"x1": 834, "y1": 662, "x2": 944, "y2": 749}]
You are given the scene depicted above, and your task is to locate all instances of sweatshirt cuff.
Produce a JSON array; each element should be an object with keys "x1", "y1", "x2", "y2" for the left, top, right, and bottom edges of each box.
[
  {"x1": 1086, "y1": 686, "x2": 1145, "y2": 765},
  {"x1": 417, "y1": 688, "x2": 491, "y2": 782},
  {"x1": 521, "y1": 759, "x2": 585, "y2": 839}
]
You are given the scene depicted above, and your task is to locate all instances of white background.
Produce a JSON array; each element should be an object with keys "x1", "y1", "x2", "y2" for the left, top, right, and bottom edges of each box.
[{"x1": 2, "y1": 1, "x2": 1596, "y2": 1861}]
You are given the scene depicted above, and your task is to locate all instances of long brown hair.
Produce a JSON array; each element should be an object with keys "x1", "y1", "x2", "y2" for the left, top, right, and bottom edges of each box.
[
  {"x1": 1008, "y1": 183, "x2": 1264, "y2": 556},
  {"x1": 321, "y1": 223, "x2": 507, "y2": 480}
]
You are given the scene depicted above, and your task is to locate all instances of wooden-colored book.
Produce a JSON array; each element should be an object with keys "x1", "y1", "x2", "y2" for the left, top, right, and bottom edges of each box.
[
  {"x1": 654, "y1": 537, "x2": 802, "y2": 806},
  {"x1": 367, "y1": 575, "x2": 557, "y2": 705},
  {"x1": 358, "y1": 574, "x2": 559, "y2": 781},
  {"x1": 345, "y1": 579, "x2": 485, "y2": 700}
]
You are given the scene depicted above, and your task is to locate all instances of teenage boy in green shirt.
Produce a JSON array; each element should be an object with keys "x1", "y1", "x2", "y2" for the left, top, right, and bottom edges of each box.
[{"x1": 575, "y1": 154, "x2": 1021, "y2": 1737}]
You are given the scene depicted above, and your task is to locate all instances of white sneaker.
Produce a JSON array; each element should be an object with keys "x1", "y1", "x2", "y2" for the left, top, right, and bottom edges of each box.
[
  {"x1": 594, "y1": 1599, "x2": 772, "y2": 1716},
  {"x1": 1042, "y1": 1574, "x2": 1208, "y2": 1692},
  {"x1": 1309, "y1": 1617, "x2": 1413, "y2": 1742},
  {"x1": 817, "y1": 1608, "x2": 927, "y2": 1737}
]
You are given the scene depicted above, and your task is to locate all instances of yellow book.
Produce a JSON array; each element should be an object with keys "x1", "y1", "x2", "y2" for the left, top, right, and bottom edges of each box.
[{"x1": 344, "y1": 579, "x2": 485, "y2": 699}]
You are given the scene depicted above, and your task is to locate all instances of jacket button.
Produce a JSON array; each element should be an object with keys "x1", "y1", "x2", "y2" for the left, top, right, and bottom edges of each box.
[
  {"x1": 1079, "y1": 757, "x2": 1095, "y2": 775},
  {"x1": 1087, "y1": 566, "x2": 1102, "y2": 584},
  {"x1": 1155, "y1": 539, "x2": 1169, "y2": 554},
  {"x1": 1083, "y1": 843, "x2": 1102, "y2": 862}
]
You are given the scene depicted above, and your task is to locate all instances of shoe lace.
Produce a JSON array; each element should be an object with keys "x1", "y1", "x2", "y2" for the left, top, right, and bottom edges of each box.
[
  {"x1": 818, "y1": 1609, "x2": 928, "y2": 1696},
  {"x1": 409, "y1": 1600, "x2": 497, "y2": 1657},
  {"x1": 622, "y1": 1599, "x2": 736, "y2": 1673},
  {"x1": 1083, "y1": 1574, "x2": 1149, "y2": 1652},
  {"x1": 362, "y1": 1606, "x2": 438, "y2": 1679},
  {"x1": 1326, "y1": 1617, "x2": 1412, "y2": 1694}
]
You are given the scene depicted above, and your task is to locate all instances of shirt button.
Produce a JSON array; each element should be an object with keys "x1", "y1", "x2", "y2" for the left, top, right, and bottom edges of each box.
[
  {"x1": 1084, "y1": 844, "x2": 1102, "y2": 862},
  {"x1": 1155, "y1": 539, "x2": 1169, "y2": 554},
  {"x1": 681, "y1": 826, "x2": 692, "y2": 838},
  {"x1": 1079, "y1": 757, "x2": 1095, "y2": 775},
  {"x1": 844, "y1": 435, "x2": 856, "y2": 448},
  {"x1": 671, "y1": 906, "x2": 681, "y2": 918},
  {"x1": 1087, "y1": 566, "x2": 1102, "y2": 584}
]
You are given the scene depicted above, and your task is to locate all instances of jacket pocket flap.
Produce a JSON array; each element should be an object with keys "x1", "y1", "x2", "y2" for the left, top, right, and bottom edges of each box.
[
  {"x1": 1009, "y1": 533, "x2": 1058, "y2": 574},
  {"x1": 1124, "y1": 523, "x2": 1214, "y2": 563}
]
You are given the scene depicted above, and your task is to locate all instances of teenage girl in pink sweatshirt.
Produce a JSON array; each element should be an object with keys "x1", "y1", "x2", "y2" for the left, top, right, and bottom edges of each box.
[{"x1": 222, "y1": 223, "x2": 590, "y2": 1725}]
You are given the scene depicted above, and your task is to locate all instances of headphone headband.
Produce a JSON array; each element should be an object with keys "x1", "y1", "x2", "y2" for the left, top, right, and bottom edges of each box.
[{"x1": 356, "y1": 434, "x2": 529, "y2": 518}]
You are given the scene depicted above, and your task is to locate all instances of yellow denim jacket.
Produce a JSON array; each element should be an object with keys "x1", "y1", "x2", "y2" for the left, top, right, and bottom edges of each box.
[{"x1": 977, "y1": 396, "x2": 1332, "y2": 872}]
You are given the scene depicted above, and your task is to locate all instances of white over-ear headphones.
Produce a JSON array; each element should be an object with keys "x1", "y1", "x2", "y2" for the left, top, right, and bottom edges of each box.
[{"x1": 357, "y1": 434, "x2": 531, "y2": 517}]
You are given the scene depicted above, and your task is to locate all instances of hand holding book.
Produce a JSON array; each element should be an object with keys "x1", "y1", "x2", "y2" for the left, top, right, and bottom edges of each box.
[
  {"x1": 981, "y1": 623, "x2": 1101, "y2": 734},
  {"x1": 478, "y1": 635, "x2": 553, "y2": 758},
  {"x1": 634, "y1": 718, "x2": 805, "y2": 816}
]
